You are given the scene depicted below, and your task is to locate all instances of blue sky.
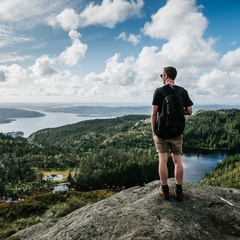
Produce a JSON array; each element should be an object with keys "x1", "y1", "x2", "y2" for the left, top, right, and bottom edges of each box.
[{"x1": 0, "y1": 0, "x2": 239, "y2": 105}]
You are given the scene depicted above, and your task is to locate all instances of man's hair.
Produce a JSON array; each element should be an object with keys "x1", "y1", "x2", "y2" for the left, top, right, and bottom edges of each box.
[{"x1": 164, "y1": 66, "x2": 177, "y2": 80}]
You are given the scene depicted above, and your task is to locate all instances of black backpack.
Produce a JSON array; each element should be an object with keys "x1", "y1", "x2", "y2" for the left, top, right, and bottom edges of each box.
[{"x1": 155, "y1": 85, "x2": 185, "y2": 139}]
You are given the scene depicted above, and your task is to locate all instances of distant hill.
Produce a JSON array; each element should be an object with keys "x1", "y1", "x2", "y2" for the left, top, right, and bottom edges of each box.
[
  {"x1": 201, "y1": 154, "x2": 240, "y2": 189},
  {"x1": 184, "y1": 108, "x2": 240, "y2": 151},
  {"x1": 44, "y1": 105, "x2": 151, "y2": 117},
  {"x1": 28, "y1": 108, "x2": 240, "y2": 152},
  {"x1": 0, "y1": 108, "x2": 45, "y2": 123}
]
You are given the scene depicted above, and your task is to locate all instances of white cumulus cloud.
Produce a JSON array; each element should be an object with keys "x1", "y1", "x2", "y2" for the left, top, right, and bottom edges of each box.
[
  {"x1": 116, "y1": 32, "x2": 141, "y2": 45},
  {"x1": 85, "y1": 53, "x2": 136, "y2": 86},
  {"x1": 30, "y1": 55, "x2": 58, "y2": 78},
  {"x1": 59, "y1": 30, "x2": 88, "y2": 66},
  {"x1": 221, "y1": 48, "x2": 240, "y2": 70},
  {"x1": 0, "y1": 64, "x2": 26, "y2": 83},
  {"x1": 48, "y1": 0, "x2": 144, "y2": 30}
]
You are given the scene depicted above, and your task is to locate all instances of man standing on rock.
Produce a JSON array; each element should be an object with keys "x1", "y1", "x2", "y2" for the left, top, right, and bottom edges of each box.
[{"x1": 151, "y1": 66, "x2": 193, "y2": 200}]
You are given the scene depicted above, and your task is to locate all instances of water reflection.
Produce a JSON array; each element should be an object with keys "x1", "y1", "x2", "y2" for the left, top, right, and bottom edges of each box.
[{"x1": 183, "y1": 152, "x2": 228, "y2": 183}]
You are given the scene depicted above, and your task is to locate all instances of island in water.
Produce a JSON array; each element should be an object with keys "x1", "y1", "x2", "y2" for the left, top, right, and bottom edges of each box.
[{"x1": 0, "y1": 108, "x2": 45, "y2": 124}]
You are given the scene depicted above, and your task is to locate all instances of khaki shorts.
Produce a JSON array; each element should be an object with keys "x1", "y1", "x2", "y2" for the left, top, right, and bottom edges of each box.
[{"x1": 153, "y1": 134, "x2": 183, "y2": 155}]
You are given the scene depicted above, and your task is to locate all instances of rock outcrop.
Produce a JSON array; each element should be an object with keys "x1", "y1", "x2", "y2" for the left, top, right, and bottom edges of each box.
[{"x1": 10, "y1": 179, "x2": 240, "y2": 240}]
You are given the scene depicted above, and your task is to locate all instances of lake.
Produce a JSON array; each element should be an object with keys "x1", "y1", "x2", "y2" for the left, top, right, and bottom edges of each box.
[{"x1": 182, "y1": 151, "x2": 227, "y2": 182}]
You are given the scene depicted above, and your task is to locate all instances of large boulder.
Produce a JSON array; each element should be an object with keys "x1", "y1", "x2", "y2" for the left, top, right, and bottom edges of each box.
[{"x1": 10, "y1": 179, "x2": 240, "y2": 240}]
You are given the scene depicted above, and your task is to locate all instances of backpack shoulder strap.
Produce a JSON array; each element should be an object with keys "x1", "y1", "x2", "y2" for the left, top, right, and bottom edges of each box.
[
  {"x1": 159, "y1": 85, "x2": 175, "y2": 98},
  {"x1": 171, "y1": 85, "x2": 184, "y2": 96}
]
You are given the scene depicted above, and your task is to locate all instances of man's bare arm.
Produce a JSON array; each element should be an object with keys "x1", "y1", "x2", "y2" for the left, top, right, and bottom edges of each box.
[
  {"x1": 151, "y1": 105, "x2": 158, "y2": 135},
  {"x1": 184, "y1": 106, "x2": 192, "y2": 115}
]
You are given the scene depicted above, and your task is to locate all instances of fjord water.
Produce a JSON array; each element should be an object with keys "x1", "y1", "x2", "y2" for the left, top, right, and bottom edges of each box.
[{"x1": 0, "y1": 111, "x2": 96, "y2": 137}]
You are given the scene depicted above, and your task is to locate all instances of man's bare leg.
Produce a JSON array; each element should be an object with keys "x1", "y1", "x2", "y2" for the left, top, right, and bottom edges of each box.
[
  {"x1": 172, "y1": 154, "x2": 183, "y2": 184},
  {"x1": 172, "y1": 153, "x2": 184, "y2": 200},
  {"x1": 158, "y1": 152, "x2": 170, "y2": 200},
  {"x1": 158, "y1": 152, "x2": 168, "y2": 185}
]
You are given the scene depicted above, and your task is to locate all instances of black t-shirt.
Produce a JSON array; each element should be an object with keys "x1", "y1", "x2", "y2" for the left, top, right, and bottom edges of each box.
[{"x1": 152, "y1": 84, "x2": 193, "y2": 113}]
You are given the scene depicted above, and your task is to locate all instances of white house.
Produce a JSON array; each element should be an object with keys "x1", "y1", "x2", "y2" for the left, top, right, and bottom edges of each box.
[
  {"x1": 52, "y1": 184, "x2": 69, "y2": 193},
  {"x1": 42, "y1": 174, "x2": 63, "y2": 181}
]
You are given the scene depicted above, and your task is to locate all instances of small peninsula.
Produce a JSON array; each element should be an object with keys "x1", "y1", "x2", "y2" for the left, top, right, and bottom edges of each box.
[{"x1": 0, "y1": 108, "x2": 45, "y2": 124}]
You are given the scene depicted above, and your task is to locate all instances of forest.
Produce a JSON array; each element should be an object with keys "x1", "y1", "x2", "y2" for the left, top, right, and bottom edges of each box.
[{"x1": 0, "y1": 109, "x2": 240, "y2": 198}]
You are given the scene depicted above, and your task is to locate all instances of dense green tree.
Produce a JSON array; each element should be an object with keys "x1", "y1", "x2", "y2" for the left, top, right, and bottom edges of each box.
[
  {"x1": 201, "y1": 154, "x2": 240, "y2": 189},
  {"x1": 1, "y1": 110, "x2": 240, "y2": 196}
]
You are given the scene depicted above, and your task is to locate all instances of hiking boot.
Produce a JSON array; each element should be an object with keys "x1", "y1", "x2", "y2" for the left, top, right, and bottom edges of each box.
[
  {"x1": 174, "y1": 189, "x2": 183, "y2": 201},
  {"x1": 159, "y1": 187, "x2": 169, "y2": 200}
]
